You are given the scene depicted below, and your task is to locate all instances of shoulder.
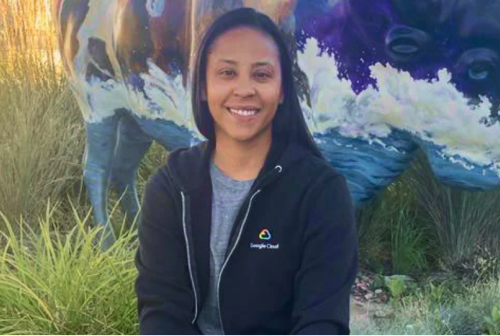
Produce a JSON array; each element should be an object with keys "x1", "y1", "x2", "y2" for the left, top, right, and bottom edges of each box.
[
  {"x1": 290, "y1": 153, "x2": 345, "y2": 188},
  {"x1": 291, "y1": 155, "x2": 353, "y2": 217},
  {"x1": 143, "y1": 141, "x2": 208, "y2": 194},
  {"x1": 164, "y1": 141, "x2": 212, "y2": 192},
  {"x1": 167, "y1": 141, "x2": 208, "y2": 166},
  {"x1": 277, "y1": 153, "x2": 352, "y2": 218}
]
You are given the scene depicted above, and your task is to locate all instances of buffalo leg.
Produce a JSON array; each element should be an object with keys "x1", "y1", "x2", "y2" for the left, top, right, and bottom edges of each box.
[
  {"x1": 83, "y1": 114, "x2": 121, "y2": 250},
  {"x1": 131, "y1": 114, "x2": 195, "y2": 151},
  {"x1": 110, "y1": 113, "x2": 152, "y2": 233}
]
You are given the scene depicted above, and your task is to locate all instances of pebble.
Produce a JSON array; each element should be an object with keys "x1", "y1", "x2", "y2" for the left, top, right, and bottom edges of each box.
[{"x1": 374, "y1": 309, "x2": 393, "y2": 319}]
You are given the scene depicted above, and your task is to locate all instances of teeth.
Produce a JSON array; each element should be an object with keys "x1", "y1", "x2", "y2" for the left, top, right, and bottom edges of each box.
[{"x1": 229, "y1": 108, "x2": 258, "y2": 116}]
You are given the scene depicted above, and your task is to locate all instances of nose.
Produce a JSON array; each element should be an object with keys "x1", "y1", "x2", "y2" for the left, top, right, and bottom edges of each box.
[
  {"x1": 233, "y1": 77, "x2": 256, "y2": 98},
  {"x1": 454, "y1": 48, "x2": 500, "y2": 83}
]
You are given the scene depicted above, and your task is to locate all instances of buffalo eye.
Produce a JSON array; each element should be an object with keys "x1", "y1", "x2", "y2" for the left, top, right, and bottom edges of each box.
[
  {"x1": 385, "y1": 25, "x2": 432, "y2": 62},
  {"x1": 455, "y1": 48, "x2": 500, "y2": 83}
]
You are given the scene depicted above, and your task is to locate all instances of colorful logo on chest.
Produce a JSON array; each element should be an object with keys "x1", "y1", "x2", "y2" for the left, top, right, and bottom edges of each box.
[
  {"x1": 259, "y1": 229, "x2": 272, "y2": 240},
  {"x1": 251, "y1": 229, "x2": 279, "y2": 249}
]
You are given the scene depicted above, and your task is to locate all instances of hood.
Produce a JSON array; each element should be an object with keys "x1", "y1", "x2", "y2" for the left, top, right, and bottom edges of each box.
[{"x1": 166, "y1": 134, "x2": 312, "y2": 193}]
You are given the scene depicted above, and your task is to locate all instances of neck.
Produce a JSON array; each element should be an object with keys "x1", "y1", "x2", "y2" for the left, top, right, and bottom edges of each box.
[{"x1": 212, "y1": 132, "x2": 272, "y2": 181}]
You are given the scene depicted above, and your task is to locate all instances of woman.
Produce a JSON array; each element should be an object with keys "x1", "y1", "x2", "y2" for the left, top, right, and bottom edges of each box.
[{"x1": 135, "y1": 7, "x2": 358, "y2": 335}]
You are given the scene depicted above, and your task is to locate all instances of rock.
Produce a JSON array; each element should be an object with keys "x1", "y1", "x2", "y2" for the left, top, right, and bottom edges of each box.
[
  {"x1": 364, "y1": 293, "x2": 374, "y2": 300},
  {"x1": 374, "y1": 308, "x2": 394, "y2": 319},
  {"x1": 375, "y1": 289, "x2": 383, "y2": 294}
]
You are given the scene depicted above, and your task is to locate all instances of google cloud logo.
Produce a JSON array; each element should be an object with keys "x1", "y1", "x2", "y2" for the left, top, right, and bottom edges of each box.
[
  {"x1": 250, "y1": 229, "x2": 279, "y2": 250},
  {"x1": 259, "y1": 229, "x2": 272, "y2": 240}
]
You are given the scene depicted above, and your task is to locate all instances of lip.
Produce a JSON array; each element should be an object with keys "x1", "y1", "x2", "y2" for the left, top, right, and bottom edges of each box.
[{"x1": 226, "y1": 106, "x2": 261, "y2": 110}]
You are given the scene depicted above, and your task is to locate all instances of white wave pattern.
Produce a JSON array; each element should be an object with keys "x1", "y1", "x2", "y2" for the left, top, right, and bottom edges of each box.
[
  {"x1": 73, "y1": 77, "x2": 129, "y2": 123},
  {"x1": 298, "y1": 38, "x2": 500, "y2": 176},
  {"x1": 132, "y1": 60, "x2": 191, "y2": 124}
]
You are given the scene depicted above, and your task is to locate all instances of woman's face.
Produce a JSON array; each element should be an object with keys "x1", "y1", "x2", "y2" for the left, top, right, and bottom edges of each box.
[{"x1": 205, "y1": 26, "x2": 283, "y2": 145}]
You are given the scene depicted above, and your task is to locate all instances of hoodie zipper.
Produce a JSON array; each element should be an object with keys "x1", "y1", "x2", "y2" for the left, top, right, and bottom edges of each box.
[
  {"x1": 216, "y1": 189, "x2": 261, "y2": 334},
  {"x1": 180, "y1": 191, "x2": 199, "y2": 324},
  {"x1": 216, "y1": 165, "x2": 283, "y2": 334},
  {"x1": 177, "y1": 165, "x2": 283, "y2": 329}
]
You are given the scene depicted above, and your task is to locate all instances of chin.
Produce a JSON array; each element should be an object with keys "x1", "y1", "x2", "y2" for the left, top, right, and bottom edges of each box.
[
  {"x1": 217, "y1": 124, "x2": 272, "y2": 145},
  {"x1": 230, "y1": 134, "x2": 259, "y2": 143},
  {"x1": 225, "y1": 130, "x2": 266, "y2": 144}
]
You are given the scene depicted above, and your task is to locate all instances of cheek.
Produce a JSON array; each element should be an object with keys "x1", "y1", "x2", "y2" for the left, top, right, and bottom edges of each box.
[
  {"x1": 271, "y1": 74, "x2": 284, "y2": 103},
  {"x1": 206, "y1": 83, "x2": 225, "y2": 106},
  {"x1": 264, "y1": 83, "x2": 283, "y2": 106},
  {"x1": 206, "y1": 76, "x2": 232, "y2": 99}
]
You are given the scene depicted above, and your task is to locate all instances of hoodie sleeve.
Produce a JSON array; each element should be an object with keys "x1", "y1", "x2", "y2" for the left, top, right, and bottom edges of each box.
[
  {"x1": 291, "y1": 174, "x2": 358, "y2": 335},
  {"x1": 135, "y1": 170, "x2": 201, "y2": 335}
]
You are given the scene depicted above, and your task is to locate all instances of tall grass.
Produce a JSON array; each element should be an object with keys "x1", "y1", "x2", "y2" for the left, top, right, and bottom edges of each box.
[
  {"x1": 0, "y1": 203, "x2": 138, "y2": 334},
  {"x1": 0, "y1": 70, "x2": 85, "y2": 226},
  {"x1": 391, "y1": 206, "x2": 427, "y2": 275},
  {"x1": 356, "y1": 167, "x2": 429, "y2": 275},
  {"x1": 356, "y1": 194, "x2": 391, "y2": 270},
  {"x1": 0, "y1": 0, "x2": 60, "y2": 88},
  {"x1": 358, "y1": 151, "x2": 500, "y2": 275},
  {"x1": 407, "y1": 152, "x2": 500, "y2": 267},
  {"x1": 0, "y1": 0, "x2": 86, "y2": 227}
]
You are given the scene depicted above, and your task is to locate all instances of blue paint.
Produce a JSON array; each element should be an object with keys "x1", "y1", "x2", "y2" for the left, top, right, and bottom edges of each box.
[
  {"x1": 110, "y1": 114, "x2": 153, "y2": 231},
  {"x1": 130, "y1": 113, "x2": 194, "y2": 150},
  {"x1": 315, "y1": 129, "x2": 418, "y2": 205},
  {"x1": 129, "y1": 74, "x2": 146, "y2": 91},
  {"x1": 83, "y1": 109, "x2": 194, "y2": 249},
  {"x1": 146, "y1": 0, "x2": 165, "y2": 18},
  {"x1": 415, "y1": 139, "x2": 500, "y2": 190},
  {"x1": 294, "y1": 0, "x2": 500, "y2": 107},
  {"x1": 84, "y1": 114, "x2": 122, "y2": 249},
  {"x1": 295, "y1": 0, "x2": 500, "y2": 201},
  {"x1": 57, "y1": 0, "x2": 500, "y2": 249}
]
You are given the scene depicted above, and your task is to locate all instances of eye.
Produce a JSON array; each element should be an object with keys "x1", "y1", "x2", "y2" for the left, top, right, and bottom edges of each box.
[
  {"x1": 219, "y1": 69, "x2": 236, "y2": 78},
  {"x1": 385, "y1": 25, "x2": 432, "y2": 62},
  {"x1": 468, "y1": 61, "x2": 496, "y2": 81},
  {"x1": 391, "y1": 39, "x2": 420, "y2": 55},
  {"x1": 255, "y1": 71, "x2": 271, "y2": 81},
  {"x1": 455, "y1": 48, "x2": 500, "y2": 83}
]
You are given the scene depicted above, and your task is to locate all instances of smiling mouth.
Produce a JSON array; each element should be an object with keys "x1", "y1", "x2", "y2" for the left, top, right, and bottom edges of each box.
[{"x1": 227, "y1": 108, "x2": 260, "y2": 117}]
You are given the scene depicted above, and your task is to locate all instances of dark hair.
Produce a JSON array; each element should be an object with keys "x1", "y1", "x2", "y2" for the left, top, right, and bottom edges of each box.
[{"x1": 192, "y1": 7, "x2": 324, "y2": 159}]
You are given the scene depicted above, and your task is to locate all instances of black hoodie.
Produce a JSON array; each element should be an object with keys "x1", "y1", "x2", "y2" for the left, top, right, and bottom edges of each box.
[{"x1": 135, "y1": 137, "x2": 358, "y2": 335}]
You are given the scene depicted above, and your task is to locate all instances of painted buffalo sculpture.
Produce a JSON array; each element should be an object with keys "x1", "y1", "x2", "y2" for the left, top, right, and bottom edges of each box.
[{"x1": 54, "y1": 0, "x2": 500, "y2": 248}]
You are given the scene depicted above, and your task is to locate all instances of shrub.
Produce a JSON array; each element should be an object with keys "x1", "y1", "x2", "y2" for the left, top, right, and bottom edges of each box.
[
  {"x1": 357, "y1": 168, "x2": 429, "y2": 275},
  {"x1": 452, "y1": 245, "x2": 500, "y2": 283},
  {"x1": 0, "y1": 0, "x2": 85, "y2": 227},
  {"x1": 356, "y1": 194, "x2": 392, "y2": 272},
  {"x1": 391, "y1": 207, "x2": 427, "y2": 275},
  {"x1": 0, "y1": 82, "x2": 84, "y2": 227},
  {"x1": 0, "y1": 203, "x2": 138, "y2": 334},
  {"x1": 483, "y1": 305, "x2": 500, "y2": 335},
  {"x1": 406, "y1": 152, "x2": 500, "y2": 269}
]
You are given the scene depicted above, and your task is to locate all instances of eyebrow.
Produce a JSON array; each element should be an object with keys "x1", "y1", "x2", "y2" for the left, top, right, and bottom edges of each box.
[{"x1": 217, "y1": 59, "x2": 275, "y2": 68}]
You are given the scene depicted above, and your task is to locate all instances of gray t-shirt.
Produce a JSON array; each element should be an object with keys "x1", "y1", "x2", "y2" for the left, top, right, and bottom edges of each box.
[{"x1": 197, "y1": 161, "x2": 255, "y2": 335}]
